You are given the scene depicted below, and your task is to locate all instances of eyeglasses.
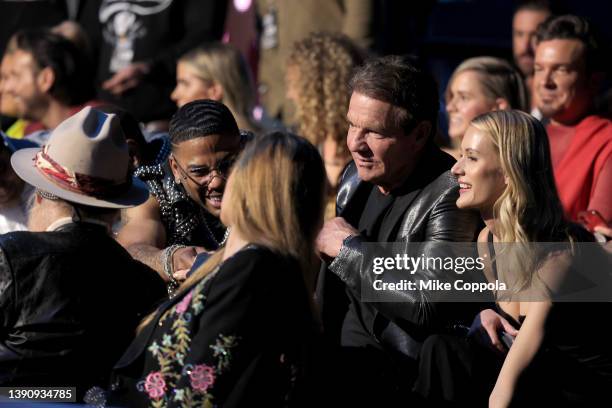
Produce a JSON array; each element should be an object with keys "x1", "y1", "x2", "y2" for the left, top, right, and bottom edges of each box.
[{"x1": 172, "y1": 154, "x2": 237, "y2": 189}]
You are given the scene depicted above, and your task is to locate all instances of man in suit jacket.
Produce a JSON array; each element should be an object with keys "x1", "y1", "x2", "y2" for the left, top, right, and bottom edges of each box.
[{"x1": 316, "y1": 55, "x2": 481, "y2": 405}]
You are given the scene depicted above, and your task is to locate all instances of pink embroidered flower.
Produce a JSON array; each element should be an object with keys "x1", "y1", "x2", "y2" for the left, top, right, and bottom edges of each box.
[
  {"x1": 144, "y1": 371, "x2": 167, "y2": 399},
  {"x1": 189, "y1": 364, "x2": 215, "y2": 392},
  {"x1": 175, "y1": 291, "x2": 193, "y2": 314}
]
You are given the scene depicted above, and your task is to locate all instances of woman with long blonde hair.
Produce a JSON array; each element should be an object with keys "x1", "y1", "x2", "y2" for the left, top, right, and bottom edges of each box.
[
  {"x1": 171, "y1": 43, "x2": 262, "y2": 134},
  {"x1": 108, "y1": 131, "x2": 326, "y2": 407},
  {"x1": 451, "y1": 110, "x2": 612, "y2": 407}
]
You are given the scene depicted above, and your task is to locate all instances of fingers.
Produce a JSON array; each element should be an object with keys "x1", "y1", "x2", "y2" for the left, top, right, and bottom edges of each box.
[
  {"x1": 594, "y1": 225, "x2": 612, "y2": 237},
  {"x1": 101, "y1": 70, "x2": 129, "y2": 90},
  {"x1": 173, "y1": 247, "x2": 198, "y2": 271},
  {"x1": 103, "y1": 78, "x2": 140, "y2": 96},
  {"x1": 101, "y1": 68, "x2": 141, "y2": 95},
  {"x1": 483, "y1": 324, "x2": 505, "y2": 354},
  {"x1": 173, "y1": 268, "x2": 190, "y2": 282},
  {"x1": 500, "y1": 317, "x2": 519, "y2": 336}
]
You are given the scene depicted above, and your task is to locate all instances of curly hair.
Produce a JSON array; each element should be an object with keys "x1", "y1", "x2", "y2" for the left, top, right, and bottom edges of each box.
[{"x1": 287, "y1": 32, "x2": 364, "y2": 157}]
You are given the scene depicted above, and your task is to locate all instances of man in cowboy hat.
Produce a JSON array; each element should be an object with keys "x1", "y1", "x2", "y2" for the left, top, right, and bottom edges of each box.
[{"x1": 0, "y1": 107, "x2": 166, "y2": 399}]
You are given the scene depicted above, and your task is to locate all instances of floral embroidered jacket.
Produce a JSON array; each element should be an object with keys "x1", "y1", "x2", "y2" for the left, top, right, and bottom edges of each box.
[{"x1": 106, "y1": 246, "x2": 314, "y2": 407}]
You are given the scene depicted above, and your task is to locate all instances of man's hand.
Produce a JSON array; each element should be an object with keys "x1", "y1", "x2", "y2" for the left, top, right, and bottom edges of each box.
[
  {"x1": 102, "y1": 62, "x2": 150, "y2": 95},
  {"x1": 172, "y1": 246, "x2": 206, "y2": 281},
  {"x1": 316, "y1": 217, "x2": 359, "y2": 261},
  {"x1": 594, "y1": 225, "x2": 612, "y2": 253},
  {"x1": 468, "y1": 308, "x2": 518, "y2": 354}
]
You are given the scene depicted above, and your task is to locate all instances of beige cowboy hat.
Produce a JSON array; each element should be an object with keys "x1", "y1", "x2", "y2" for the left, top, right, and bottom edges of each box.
[{"x1": 11, "y1": 106, "x2": 149, "y2": 209}]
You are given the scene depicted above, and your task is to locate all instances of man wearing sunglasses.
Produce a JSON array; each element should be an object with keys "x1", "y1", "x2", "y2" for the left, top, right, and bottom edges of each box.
[{"x1": 117, "y1": 100, "x2": 248, "y2": 295}]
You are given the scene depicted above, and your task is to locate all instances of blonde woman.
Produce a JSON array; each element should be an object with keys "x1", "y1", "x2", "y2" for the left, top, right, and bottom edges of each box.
[
  {"x1": 286, "y1": 32, "x2": 364, "y2": 217},
  {"x1": 444, "y1": 57, "x2": 528, "y2": 159},
  {"x1": 451, "y1": 110, "x2": 612, "y2": 407},
  {"x1": 171, "y1": 43, "x2": 262, "y2": 134},
  {"x1": 108, "y1": 131, "x2": 326, "y2": 407}
]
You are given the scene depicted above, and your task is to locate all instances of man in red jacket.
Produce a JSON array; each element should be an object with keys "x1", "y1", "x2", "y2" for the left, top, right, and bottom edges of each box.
[{"x1": 534, "y1": 14, "x2": 612, "y2": 223}]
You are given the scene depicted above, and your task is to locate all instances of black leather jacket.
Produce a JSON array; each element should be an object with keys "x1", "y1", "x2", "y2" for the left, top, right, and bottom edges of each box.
[
  {"x1": 0, "y1": 223, "x2": 166, "y2": 399},
  {"x1": 317, "y1": 146, "x2": 482, "y2": 359}
]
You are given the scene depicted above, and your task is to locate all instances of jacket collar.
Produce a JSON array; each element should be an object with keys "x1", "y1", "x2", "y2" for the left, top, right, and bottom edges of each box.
[
  {"x1": 46, "y1": 217, "x2": 112, "y2": 234},
  {"x1": 338, "y1": 145, "x2": 455, "y2": 235}
]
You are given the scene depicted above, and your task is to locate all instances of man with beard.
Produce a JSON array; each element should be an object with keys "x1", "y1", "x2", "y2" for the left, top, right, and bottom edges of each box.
[
  {"x1": 512, "y1": 0, "x2": 551, "y2": 106},
  {"x1": 117, "y1": 99, "x2": 247, "y2": 295},
  {"x1": 1, "y1": 28, "x2": 95, "y2": 141},
  {"x1": 0, "y1": 107, "x2": 165, "y2": 399}
]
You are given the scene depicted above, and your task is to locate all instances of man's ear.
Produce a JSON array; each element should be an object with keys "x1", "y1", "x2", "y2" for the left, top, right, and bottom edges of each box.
[
  {"x1": 412, "y1": 121, "x2": 432, "y2": 149},
  {"x1": 36, "y1": 67, "x2": 55, "y2": 94},
  {"x1": 168, "y1": 154, "x2": 181, "y2": 182},
  {"x1": 126, "y1": 139, "x2": 140, "y2": 168},
  {"x1": 494, "y1": 97, "x2": 510, "y2": 110}
]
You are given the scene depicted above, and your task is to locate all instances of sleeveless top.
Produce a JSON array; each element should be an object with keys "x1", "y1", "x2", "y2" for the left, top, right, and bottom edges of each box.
[{"x1": 133, "y1": 145, "x2": 227, "y2": 250}]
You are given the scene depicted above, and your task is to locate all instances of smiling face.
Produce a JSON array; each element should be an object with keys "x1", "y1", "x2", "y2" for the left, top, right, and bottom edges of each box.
[
  {"x1": 0, "y1": 54, "x2": 20, "y2": 117},
  {"x1": 1, "y1": 49, "x2": 48, "y2": 120},
  {"x1": 451, "y1": 126, "x2": 506, "y2": 214},
  {"x1": 219, "y1": 168, "x2": 235, "y2": 227},
  {"x1": 446, "y1": 70, "x2": 498, "y2": 140},
  {"x1": 171, "y1": 62, "x2": 217, "y2": 108},
  {"x1": 534, "y1": 39, "x2": 593, "y2": 125},
  {"x1": 169, "y1": 133, "x2": 241, "y2": 217},
  {"x1": 346, "y1": 92, "x2": 427, "y2": 193}
]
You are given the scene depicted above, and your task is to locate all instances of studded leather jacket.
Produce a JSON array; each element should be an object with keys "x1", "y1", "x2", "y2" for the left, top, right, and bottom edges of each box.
[
  {"x1": 134, "y1": 160, "x2": 226, "y2": 250},
  {"x1": 133, "y1": 131, "x2": 253, "y2": 250}
]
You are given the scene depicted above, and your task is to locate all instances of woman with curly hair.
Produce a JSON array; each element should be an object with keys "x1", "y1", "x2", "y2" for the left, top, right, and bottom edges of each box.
[{"x1": 286, "y1": 32, "x2": 365, "y2": 217}]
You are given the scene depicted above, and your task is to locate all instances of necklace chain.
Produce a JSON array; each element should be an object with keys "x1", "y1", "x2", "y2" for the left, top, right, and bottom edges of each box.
[{"x1": 202, "y1": 212, "x2": 229, "y2": 247}]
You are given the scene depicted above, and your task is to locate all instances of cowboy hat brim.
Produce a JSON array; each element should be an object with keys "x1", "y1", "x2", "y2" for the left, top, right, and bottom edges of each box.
[{"x1": 11, "y1": 148, "x2": 149, "y2": 209}]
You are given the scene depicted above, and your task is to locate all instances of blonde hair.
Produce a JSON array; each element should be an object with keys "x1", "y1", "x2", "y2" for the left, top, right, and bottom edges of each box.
[
  {"x1": 179, "y1": 43, "x2": 260, "y2": 133},
  {"x1": 287, "y1": 32, "x2": 364, "y2": 157},
  {"x1": 137, "y1": 132, "x2": 326, "y2": 332},
  {"x1": 182, "y1": 131, "x2": 326, "y2": 292},
  {"x1": 446, "y1": 56, "x2": 529, "y2": 112},
  {"x1": 471, "y1": 110, "x2": 570, "y2": 293}
]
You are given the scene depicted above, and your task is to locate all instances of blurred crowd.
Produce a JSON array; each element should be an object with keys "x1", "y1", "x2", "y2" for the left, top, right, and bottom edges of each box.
[{"x1": 0, "y1": 1, "x2": 611, "y2": 407}]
